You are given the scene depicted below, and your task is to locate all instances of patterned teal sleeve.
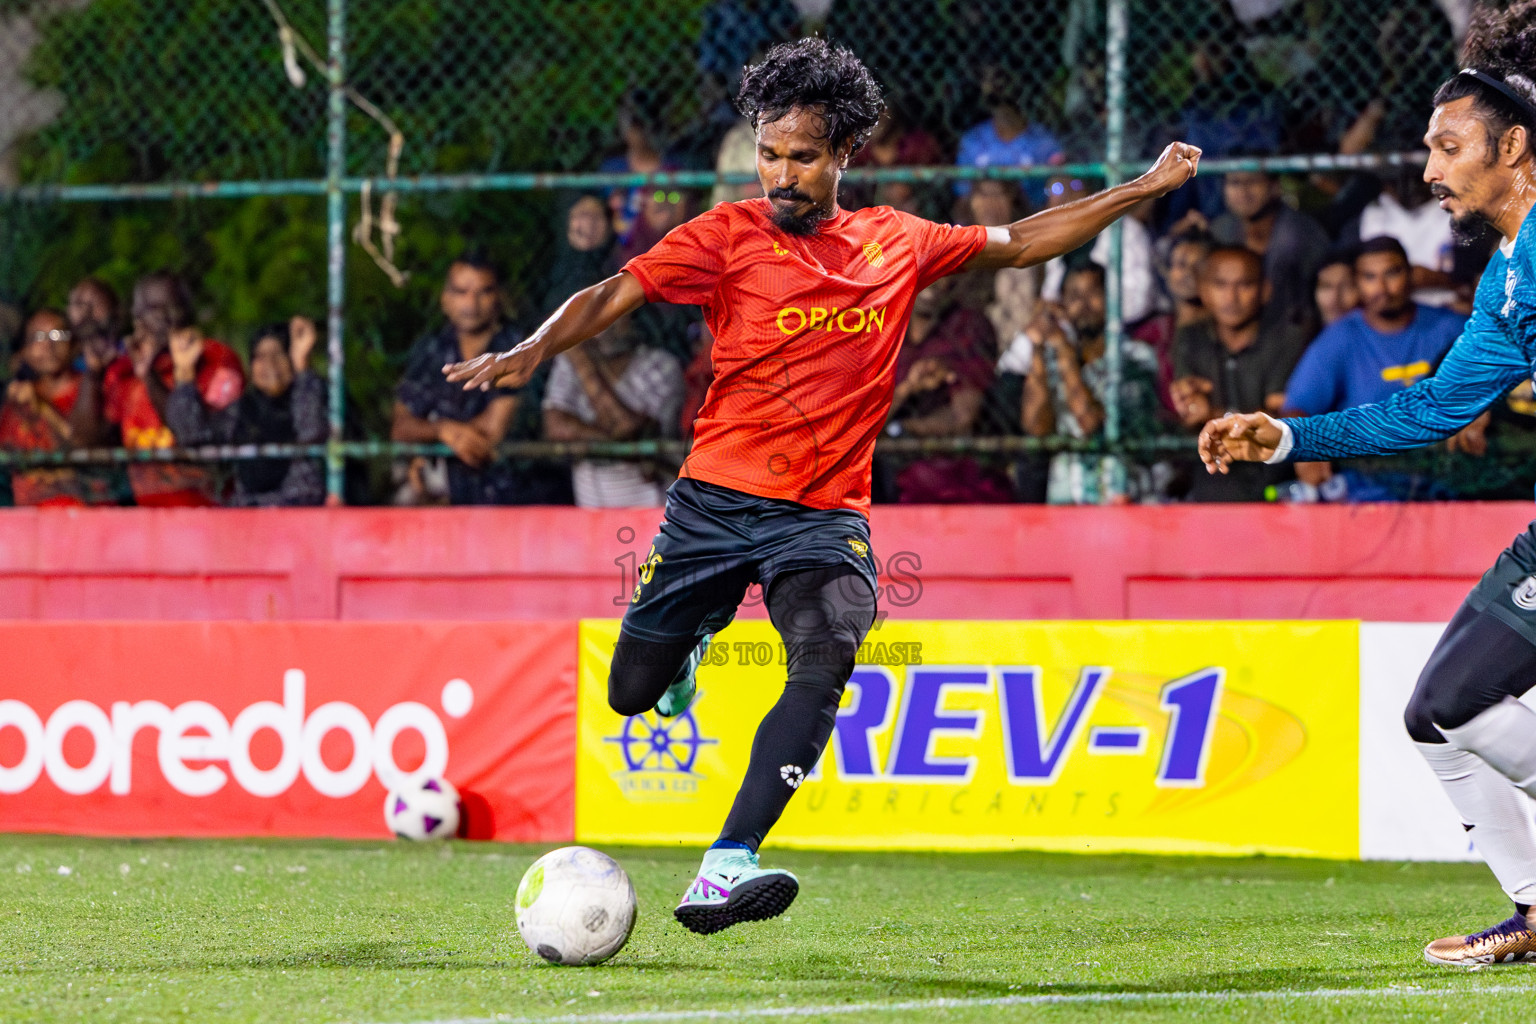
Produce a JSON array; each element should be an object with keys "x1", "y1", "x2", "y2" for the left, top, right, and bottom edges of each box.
[
  {"x1": 1285, "y1": 250, "x2": 1531, "y2": 461},
  {"x1": 1506, "y1": 229, "x2": 1536, "y2": 356}
]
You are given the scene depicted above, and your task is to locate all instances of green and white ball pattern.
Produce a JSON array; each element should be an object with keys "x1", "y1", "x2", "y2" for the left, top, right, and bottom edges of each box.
[{"x1": 515, "y1": 846, "x2": 636, "y2": 966}]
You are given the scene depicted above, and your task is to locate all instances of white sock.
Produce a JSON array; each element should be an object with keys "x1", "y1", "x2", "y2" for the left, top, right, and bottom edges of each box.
[
  {"x1": 1417, "y1": 740, "x2": 1536, "y2": 905},
  {"x1": 1442, "y1": 696, "x2": 1536, "y2": 795}
]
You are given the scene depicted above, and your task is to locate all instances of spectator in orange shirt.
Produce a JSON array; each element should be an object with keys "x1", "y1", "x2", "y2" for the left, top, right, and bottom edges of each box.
[
  {"x1": 98, "y1": 272, "x2": 244, "y2": 506},
  {"x1": 0, "y1": 309, "x2": 115, "y2": 505}
]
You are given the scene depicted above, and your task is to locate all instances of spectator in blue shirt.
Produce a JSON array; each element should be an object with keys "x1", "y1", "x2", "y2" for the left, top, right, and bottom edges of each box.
[
  {"x1": 955, "y1": 66, "x2": 1063, "y2": 207},
  {"x1": 1282, "y1": 236, "x2": 1474, "y2": 499},
  {"x1": 1284, "y1": 237, "x2": 1467, "y2": 416}
]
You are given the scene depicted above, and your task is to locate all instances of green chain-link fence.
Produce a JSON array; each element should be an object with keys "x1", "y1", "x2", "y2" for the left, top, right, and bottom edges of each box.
[{"x1": 0, "y1": 0, "x2": 1524, "y2": 505}]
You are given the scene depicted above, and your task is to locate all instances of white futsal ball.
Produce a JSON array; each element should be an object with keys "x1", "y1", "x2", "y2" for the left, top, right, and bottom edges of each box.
[
  {"x1": 384, "y1": 776, "x2": 461, "y2": 840},
  {"x1": 515, "y1": 846, "x2": 637, "y2": 966}
]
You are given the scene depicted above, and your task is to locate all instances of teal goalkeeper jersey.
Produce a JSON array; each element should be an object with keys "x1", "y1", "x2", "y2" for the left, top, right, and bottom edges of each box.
[{"x1": 1284, "y1": 210, "x2": 1536, "y2": 461}]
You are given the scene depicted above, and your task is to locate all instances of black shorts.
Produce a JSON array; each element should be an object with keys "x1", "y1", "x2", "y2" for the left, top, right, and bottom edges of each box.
[
  {"x1": 620, "y1": 478, "x2": 879, "y2": 643},
  {"x1": 1464, "y1": 520, "x2": 1536, "y2": 646},
  {"x1": 1402, "y1": 520, "x2": 1536, "y2": 740}
]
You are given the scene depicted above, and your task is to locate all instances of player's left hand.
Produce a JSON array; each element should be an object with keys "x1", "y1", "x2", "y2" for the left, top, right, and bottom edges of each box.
[
  {"x1": 443, "y1": 338, "x2": 541, "y2": 391},
  {"x1": 1198, "y1": 411, "x2": 1282, "y2": 474},
  {"x1": 1139, "y1": 142, "x2": 1202, "y2": 197}
]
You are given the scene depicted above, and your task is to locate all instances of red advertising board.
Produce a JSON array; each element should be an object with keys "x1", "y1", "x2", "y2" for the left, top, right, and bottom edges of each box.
[
  {"x1": 2, "y1": 503, "x2": 1527, "y2": 622},
  {"x1": 0, "y1": 622, "x2": 576, "y2": 841}
]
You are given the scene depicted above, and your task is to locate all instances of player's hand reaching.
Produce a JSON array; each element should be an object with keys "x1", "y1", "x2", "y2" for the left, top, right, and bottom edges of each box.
[
  {"x1": 1138, "y1": 142, "x2": 1202, "y2": 197},
  {"x1": 1198, "y1": 411, "x2": 1285, "y2": 474},
  {"x1": 443, "y1": 338, "x2": 540, "y2": 392}
]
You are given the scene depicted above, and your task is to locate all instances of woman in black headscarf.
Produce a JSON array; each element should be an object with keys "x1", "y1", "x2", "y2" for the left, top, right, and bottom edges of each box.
[
  {"x1": 542, "y1": 193, "x2": 615, "y2": 317},
  {"x1": 165, "y1": 316, "x2": 327, "y2": 506}
]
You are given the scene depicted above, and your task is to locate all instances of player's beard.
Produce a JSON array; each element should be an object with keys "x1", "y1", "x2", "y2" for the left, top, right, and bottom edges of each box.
[
  {"x1": 768, "y1": 189, "x2": 826, "y2": 236},
  {"x1": 1450, "y1": 208, "x2": 1502, "y2": 250},
  {"x1": 1434, "y1": 184, "x2": 1502, "y2": 249}
]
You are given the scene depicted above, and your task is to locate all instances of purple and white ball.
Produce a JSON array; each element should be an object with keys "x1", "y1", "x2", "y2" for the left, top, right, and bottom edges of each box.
[{"x1": 384, "y1": 776, "x2": 461, "y2": 840}]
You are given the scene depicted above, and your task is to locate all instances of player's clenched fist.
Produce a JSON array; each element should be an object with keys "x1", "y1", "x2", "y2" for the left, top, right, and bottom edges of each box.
[
  {"x1": 1139, "y1": 142, "x2": 1202, "y2": 197},
  {"x1": 1198, "y1": 411, "x2": 1284, "y2": 475}
]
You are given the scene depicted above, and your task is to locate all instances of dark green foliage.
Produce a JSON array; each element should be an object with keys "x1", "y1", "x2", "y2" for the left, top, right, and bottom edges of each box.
[{"x1": 2, "y1": 0, "x2": 713, "y2": 435}]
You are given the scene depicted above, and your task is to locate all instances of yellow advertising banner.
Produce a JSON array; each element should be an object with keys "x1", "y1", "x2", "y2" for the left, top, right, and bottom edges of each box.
[{"x1": 576, "y1": 620, "x2": 1359, "y2": 858}]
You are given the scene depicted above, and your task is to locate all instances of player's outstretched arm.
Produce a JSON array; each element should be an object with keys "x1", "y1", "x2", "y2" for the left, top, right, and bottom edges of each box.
[
  {"x1": 1200, "y1": 325, "x2": 1530, "y2": 473},
  {"x1": 965, "y1": 142, "x2": 1201, "y2": 272},
  {"x1": 443, "y1": 271, "x2": 648, "y2": 391}
]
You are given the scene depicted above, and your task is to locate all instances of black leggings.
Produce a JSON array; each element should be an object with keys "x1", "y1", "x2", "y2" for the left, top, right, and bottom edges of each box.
[
  {"x1": 608, "y1": 563, "x2": 877, "y2": 850},
  {"x1": 1404, "y1": 603, "x2": 1536, "y2": 743},
  {"x1": 608, "y1": 635, "x2": 700, "y2": 717}
]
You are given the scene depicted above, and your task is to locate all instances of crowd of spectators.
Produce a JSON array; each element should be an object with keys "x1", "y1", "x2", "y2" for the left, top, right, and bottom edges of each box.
[
  {"x1": 0, "y1": 273, "x2": 329, "y2": 508},
  {"x1": 2, "y1": 0, "x2": 1519, "y2": 507}
]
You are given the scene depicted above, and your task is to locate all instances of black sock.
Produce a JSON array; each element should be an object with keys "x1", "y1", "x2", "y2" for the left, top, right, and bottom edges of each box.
[
  {"x1": 718, "y1": 680, "x2": 843, "y2": 851},
  {"x1": 715, "y1": 564, "x2": 875, "y2": 852}
]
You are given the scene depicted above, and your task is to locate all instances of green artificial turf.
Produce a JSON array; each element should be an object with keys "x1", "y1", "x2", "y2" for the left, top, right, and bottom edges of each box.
[{"x1": 0, "y1": 835, "x2": 1532, "y2": 1023}]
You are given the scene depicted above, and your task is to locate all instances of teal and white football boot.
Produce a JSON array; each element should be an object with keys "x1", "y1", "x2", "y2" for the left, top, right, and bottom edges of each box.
[
  {"x1": 655, "y1": 634, "x2": 711, "y2": 718},
  {"x1": 673, "y1": 847, "x2": 799, "y2": 935}
]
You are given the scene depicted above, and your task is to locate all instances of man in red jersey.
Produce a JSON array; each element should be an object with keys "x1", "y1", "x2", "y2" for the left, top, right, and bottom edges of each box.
[{"x1": 447, "y1": 38, "x2": 1199, "y2": 934}]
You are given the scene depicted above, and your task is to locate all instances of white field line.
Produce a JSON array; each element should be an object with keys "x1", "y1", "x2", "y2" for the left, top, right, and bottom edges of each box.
[{"x1": 380, "y1": 981, "x2": 1536, "y2": 1024}]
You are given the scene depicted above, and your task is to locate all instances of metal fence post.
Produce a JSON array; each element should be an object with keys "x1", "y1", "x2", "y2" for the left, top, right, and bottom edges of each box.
[
  {"x1": 1103, "y1": 0, "x2": 1128, "y2": 468},
  {"x1": 324, "y1": 0, "x2": 348, "y2": 503}
]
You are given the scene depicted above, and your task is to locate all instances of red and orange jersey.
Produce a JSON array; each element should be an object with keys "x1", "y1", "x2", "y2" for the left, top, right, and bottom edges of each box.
[
  {"x1": 102, "y1": 339, "x2": 245, "y2": 506},
  {"x1": 624, "y1": 198, "x2": 987, "y2": 518}
]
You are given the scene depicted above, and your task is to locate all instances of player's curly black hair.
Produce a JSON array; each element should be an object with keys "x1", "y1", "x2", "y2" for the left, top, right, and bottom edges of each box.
[
  {"x1": 734, "y1": 37, "x2": 883, "y2": 157},
  {"x1": 1433, "y1": 0, "x2": 1536, "y2": 155}
]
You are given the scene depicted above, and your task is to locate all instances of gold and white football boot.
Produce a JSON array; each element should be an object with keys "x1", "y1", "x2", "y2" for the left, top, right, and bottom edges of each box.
[{"x1": 1424, "y1": 909, "x2": 1536, "y2": 966}]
